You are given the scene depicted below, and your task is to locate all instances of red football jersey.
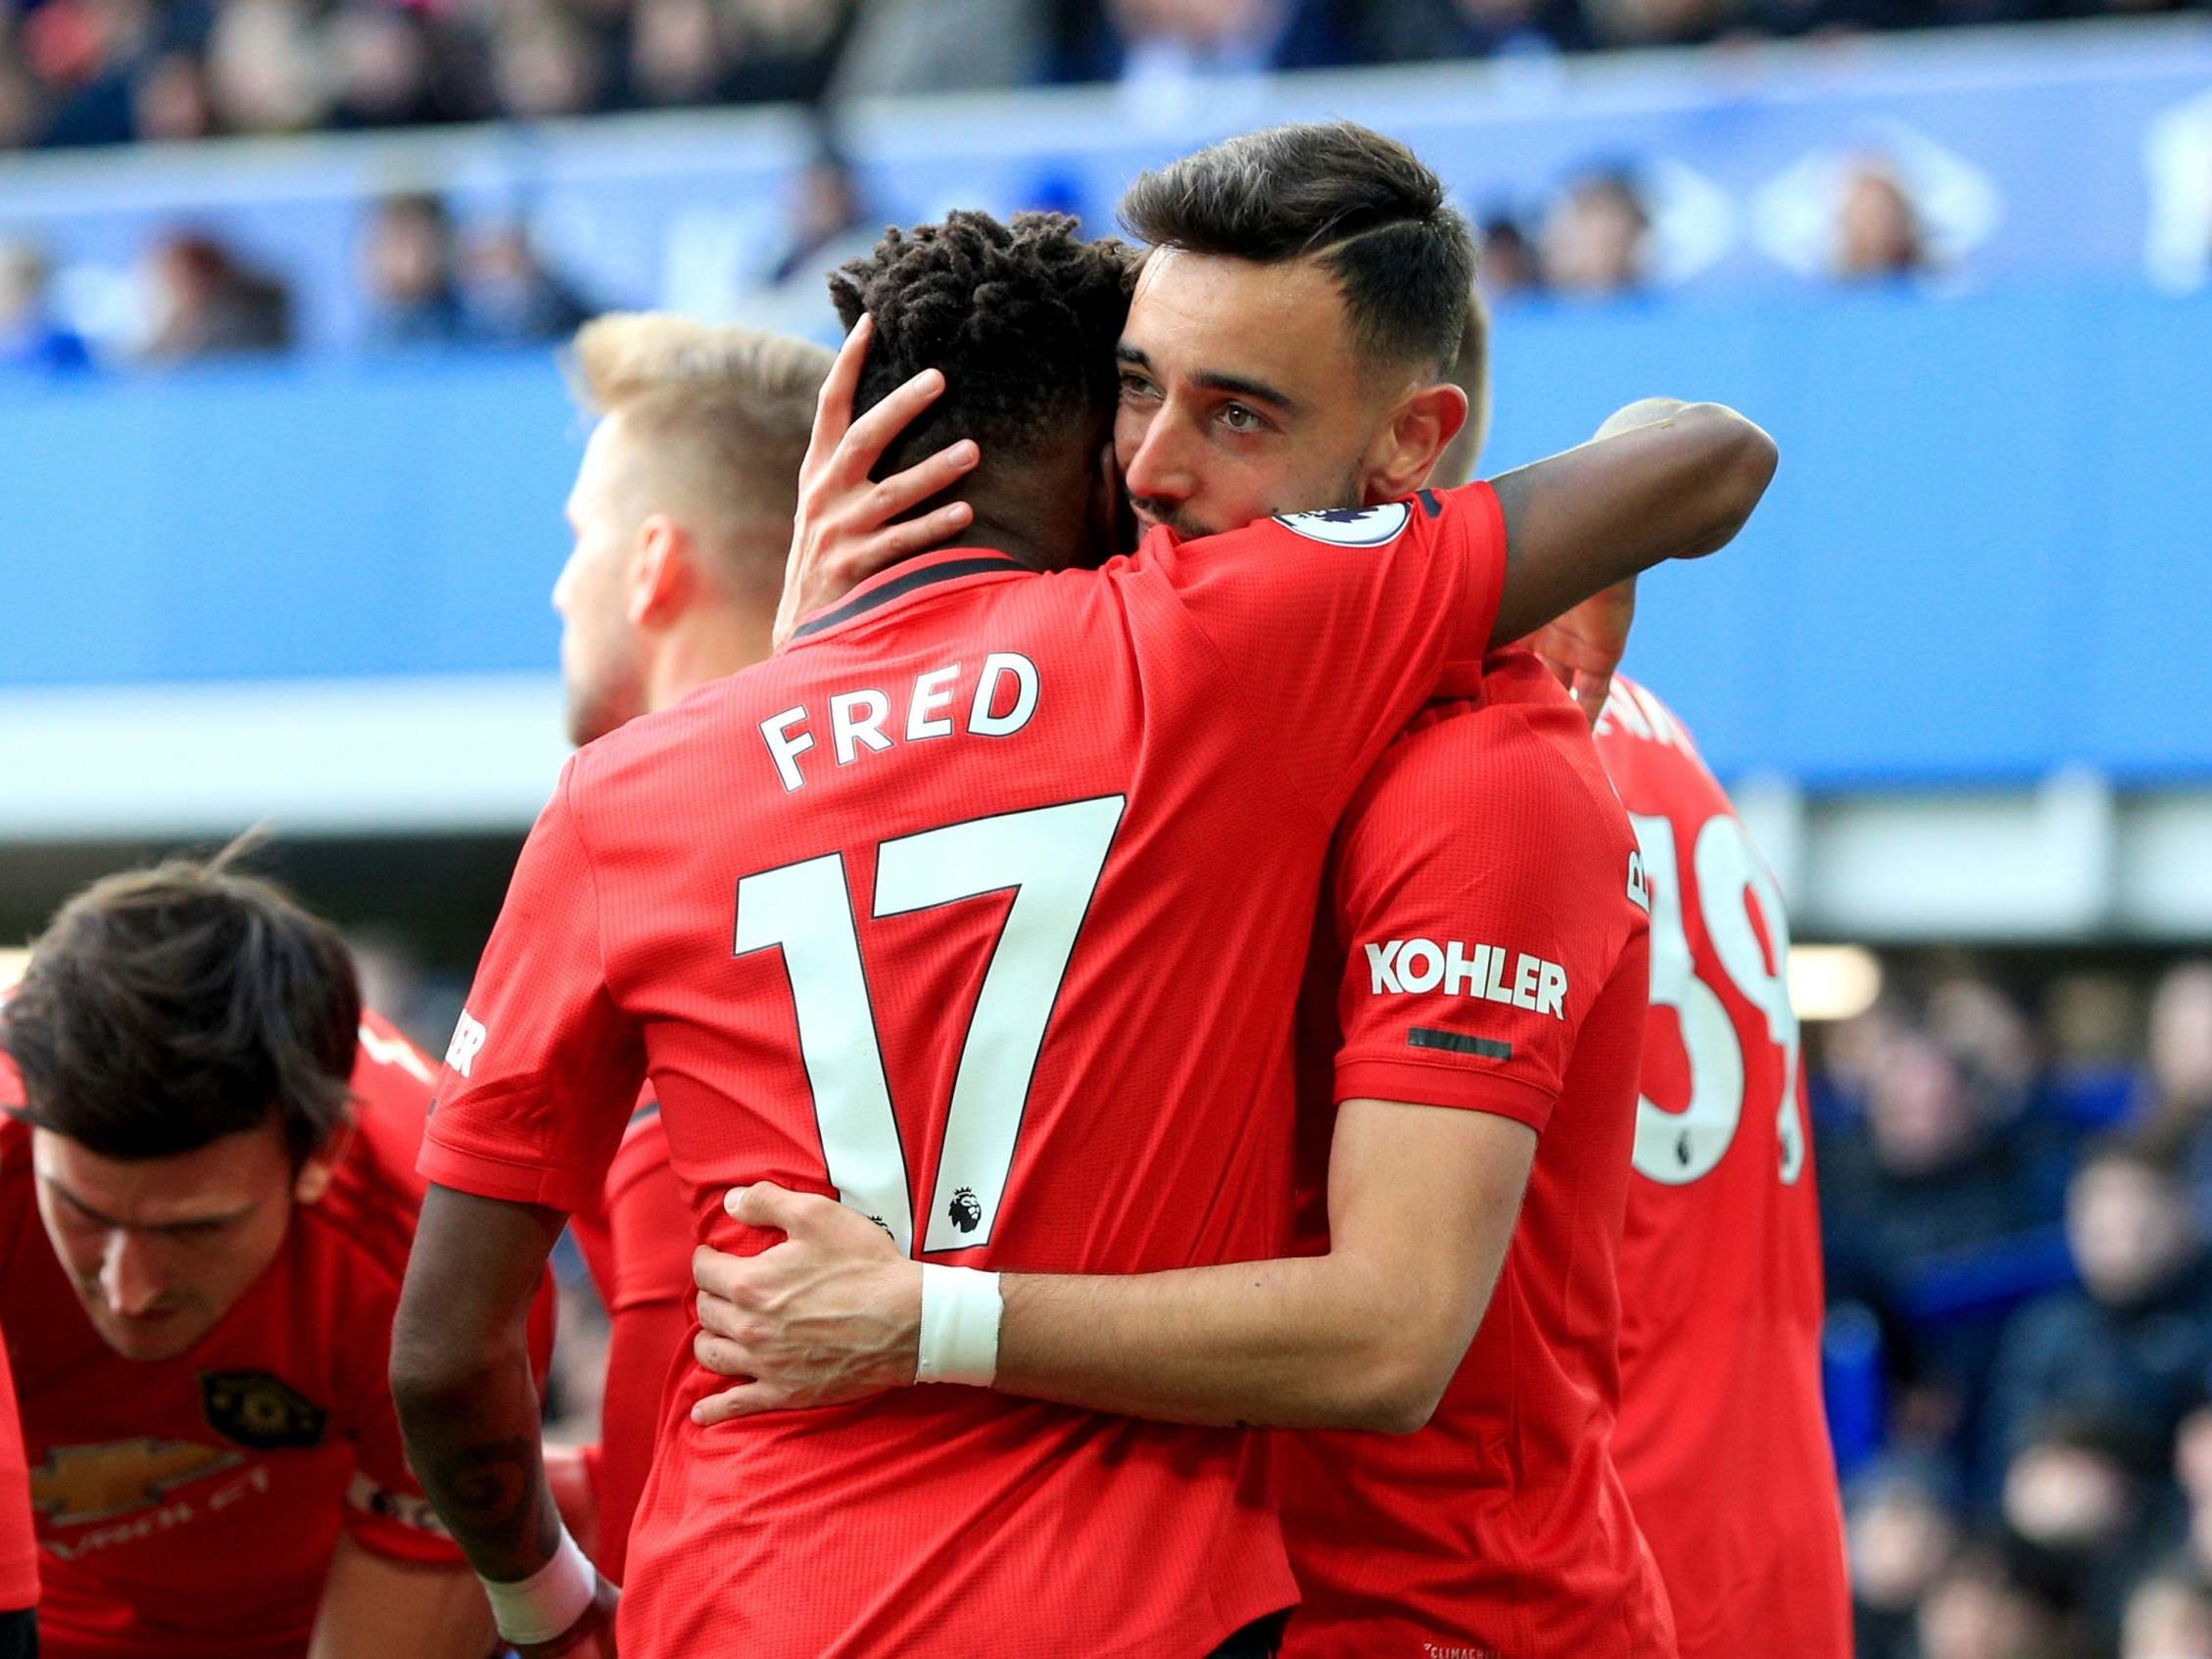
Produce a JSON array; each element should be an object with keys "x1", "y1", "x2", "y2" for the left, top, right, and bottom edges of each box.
[
  {"x1": 422, "y1": 490, "x2": 1508, "y2": 1659},
  {"x1": 0, "y1": 1335, "x2": 32, "y2": 1611},
  {"x1": 1592, "y1": 677, "x2": 1850, "y2": 1659},
  {"x1": 0, "y1": 1013, "x2": 551, "y2": 1659},
  {"x1": 566, "y1": 1098, "x2": 690, "y2": 1585},
  {"x1": 1279, "y1": 652, "x2": 1673, "y2": 1658}
]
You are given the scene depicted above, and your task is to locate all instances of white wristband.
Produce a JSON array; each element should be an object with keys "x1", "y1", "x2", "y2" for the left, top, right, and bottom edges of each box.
[
  {"x1": 915, "y1": 1264, "x2": 1002, "y2": 1387},
  {"x1": 481, "y1": 1523, "x2": 599, "y2": 1647}
]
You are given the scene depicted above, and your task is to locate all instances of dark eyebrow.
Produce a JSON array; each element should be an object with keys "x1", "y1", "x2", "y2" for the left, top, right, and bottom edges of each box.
[
  {"x1": 1116, "y1": 343, "x2": 1303, "y2": 418},
  {"x1": 43, "y1": 1177, "x2": 252, "y2": 1235}
]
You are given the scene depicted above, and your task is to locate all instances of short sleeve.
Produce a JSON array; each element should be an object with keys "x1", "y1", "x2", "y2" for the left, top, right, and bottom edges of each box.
[
  {"x1": 417, "y1": 764, "x2": 645, "y2": 1214},
  {"x1": 1147, "y1": 483, "x2": 1507, "y2": 824},
  {"x1": 1327, "y1": 690, "x2": 1644, "y2": 1133}
]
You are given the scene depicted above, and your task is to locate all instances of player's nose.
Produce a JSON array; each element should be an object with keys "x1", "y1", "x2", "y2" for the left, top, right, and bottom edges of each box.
[
  {"x1": 99, "y1": 1231, "x2": 167, "y2": 1316},
  {"x1": 1122, "y1": 413, "x2": 1195, "y2": 506}
]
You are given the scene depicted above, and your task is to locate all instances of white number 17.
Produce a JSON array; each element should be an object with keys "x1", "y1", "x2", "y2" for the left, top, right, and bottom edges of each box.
[{"x1": 734, "y1": 795, "x2": 1126, "y2": 1255}]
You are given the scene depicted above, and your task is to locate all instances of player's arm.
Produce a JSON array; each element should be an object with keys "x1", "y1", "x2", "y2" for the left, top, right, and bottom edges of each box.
[
  {"x1": 693, "y1": 1101, "x2": 1532, "y2": 1432},
  {"x1": 390, "y1": 1187, "x2": 618, "y2": 1657},
  {"x1": 1486, "y1": 397, "x2": 1772, "y2": 644},
  {"x1": 308, "y1": 1535, "x2": 499, "y2": 1659}
]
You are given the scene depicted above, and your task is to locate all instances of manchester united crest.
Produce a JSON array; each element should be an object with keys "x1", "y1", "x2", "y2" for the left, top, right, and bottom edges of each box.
[{"x1": 200, "y1": 1370, "x2": 328, "y2": 1451}]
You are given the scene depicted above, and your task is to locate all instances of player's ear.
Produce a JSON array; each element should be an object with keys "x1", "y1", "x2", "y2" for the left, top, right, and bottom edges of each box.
[
  {"x1": 1365, "y1": 382, "x2": 1467, "y2": 502},
  {"x1": 627, "y1": 514, "x2": 692, "y2": 630},
  {"x1": 293, "y1": 1110, "x2": 356, "y2": 1206},
  {"x1": 292, "y1": 1160, "x2": 333, "y2": 1206}
]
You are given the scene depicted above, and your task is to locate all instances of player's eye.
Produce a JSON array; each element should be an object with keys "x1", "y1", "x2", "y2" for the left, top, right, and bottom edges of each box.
[
  {"x1": 1118, "y1": 371, "x2": 1157, "y2": 403},
  {"x1": 1219, "y1": 403, "x2": 1267, "y2": 434},
  {"x1": 167, "y1": 1220, "x2": 230, "y2": 1242}
]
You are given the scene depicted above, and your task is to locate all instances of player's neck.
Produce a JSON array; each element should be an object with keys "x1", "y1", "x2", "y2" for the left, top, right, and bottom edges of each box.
[
  {"x1": 947, "y1": 467, "x2": 1107, "y2": 574},
  {"x1": 643, "y1": 607, "x2": 777, "y2": 712},
  {"x1": 943, "y1": 512, "x2": 1082, "y2": 575}
]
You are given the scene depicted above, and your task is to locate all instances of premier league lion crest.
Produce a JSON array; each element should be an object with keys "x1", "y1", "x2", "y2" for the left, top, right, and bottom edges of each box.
[
  {"x1": 946, "y1": 1186, "x2": 984, "y2": 1235},
  {"x1": 200, "y1": 1370, "x2": 328, "y2": 1451},
  {"x1": 1272, "y1": 501, "x2": 1412, "y2": 547}
]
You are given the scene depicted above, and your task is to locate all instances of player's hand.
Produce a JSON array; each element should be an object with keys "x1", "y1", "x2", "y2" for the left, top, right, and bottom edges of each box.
[
  {"x1": 1522, "y1": 576, "x2": 1635, "y2": 729},
  {"x1": 690, "y1": 1182, "x2": 920, "y2": 1423},
  {"x1": 510, "y1": 1573, "x2": 619, "y2": 1658},
  {"x1": 773, "y1": 313, "x2": 982, "y2": 652}
]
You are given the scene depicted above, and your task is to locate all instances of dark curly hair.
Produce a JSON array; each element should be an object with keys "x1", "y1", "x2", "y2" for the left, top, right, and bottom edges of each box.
[
  {"x1": 1119, "y1": 122, "x2": 1474, "y2": 379},
  {"x1": 830, "y1": 210, "x2": 1133, "y2": 482},
  {"x1": 2, "y1": 842, "x2": 360, "y2": 1164}
]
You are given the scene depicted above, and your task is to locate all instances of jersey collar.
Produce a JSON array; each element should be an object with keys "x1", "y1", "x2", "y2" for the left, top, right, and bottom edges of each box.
[{"x1": 788, "y1": 547, "x2": 1034, "y2": 646}]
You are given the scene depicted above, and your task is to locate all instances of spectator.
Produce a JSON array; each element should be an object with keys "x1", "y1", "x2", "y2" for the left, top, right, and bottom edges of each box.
[
  {"x1": 1477, "y1": 210, "x2": 1547, "y2": 298},
  {"x1": 2122, "y1": 1573, "x2": 2212, "y2": 1659},
  {"x1": 1836, "y1": 156, "x2": 1933, "y2": 282},
  {"x1": 1985, "y1": 1141, "x2": 2212, "y2": 1474},
  {"x1": 204, "y1": 0, "x2": 326, "y2": 136},
  {"x1": 139, "y1": 231, "x2": 292, "y2": 360},
  {"x1": 131, "y1": 50, "x2": 216, "y2": 143},
  {"x1": 729, "y1": 142, "x2": 884, "y2": 340},
  {"x1": 461, "y1": 223, "x2": 594, "y2": 345},
  {"x1": 324, "y1": 1, "x2": 447, "y2": 131},
  {"x1": 0, "y1": 241, "x2": 93, "y2": 372},
  {"x1": 489, "y1": 0, "x2": 603, "y2": 121},
  {"x1": 1055, "y1": 0, "x2": 1350, "y2": 86},
  {"x1": 24, "y1": 0, "x2": 153, "y2": 148},
  {"x1": 627, "y1": 0, "x2": 731, "y2": 107},
  {"x1": 2002, "y1": 1414, "x2": 2174, "y2": 1635},
  {"x1": 1916, "y1": 1542, "x2": 2076, "y2": 1659},
  {"x1": 2141, "y1": 962, "x2": 2212, "y2": 1167},
  {"x1": 769, "y1": 145, "x2": 872, "y2": 286},
  {"x1": 1539, "y1": 168, "x2": 1650, "y2": 297},
  {"x1": 360, "y1": 193, "x2": 466, "y2": 347},
  {"x1": 1851, "y1": 1458, "x2": 1965, "y2": 1659},
  {"x1": 1821, "y1": 1023, "x2": 2061, "y2": 1464}
]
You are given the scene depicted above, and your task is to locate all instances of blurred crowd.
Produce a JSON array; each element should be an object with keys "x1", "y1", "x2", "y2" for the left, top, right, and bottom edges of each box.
[
  {"x1": 1821, "y1": 959, "x2": 2212, "y2": 1659},
  {"x1": 0, "y1": 135, "x2": 1943, "y2": 372},
  {"x1": 0, "y1": 0, "x2": 2192, "y2": 153}
]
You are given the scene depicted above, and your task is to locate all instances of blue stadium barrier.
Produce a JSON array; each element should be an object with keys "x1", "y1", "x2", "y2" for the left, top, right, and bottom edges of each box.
[{"x1": 7, "y1": 282, "x2": 2208, "y2": 787}]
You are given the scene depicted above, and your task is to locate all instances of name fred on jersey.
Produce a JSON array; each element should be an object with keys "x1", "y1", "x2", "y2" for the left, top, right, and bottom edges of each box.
[{"x1": 758, "y1": 652, "x2": 1041, "y2": 792}]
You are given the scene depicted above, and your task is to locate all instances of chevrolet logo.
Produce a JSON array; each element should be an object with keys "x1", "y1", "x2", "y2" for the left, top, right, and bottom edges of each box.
[{"x1": 30, "y1": 1439, "x2": 241, "y2": 1527}]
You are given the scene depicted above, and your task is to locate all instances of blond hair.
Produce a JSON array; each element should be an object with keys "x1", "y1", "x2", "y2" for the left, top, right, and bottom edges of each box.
[{"x1": 568, "y1": 312, "x2": 833, "y2": 579}]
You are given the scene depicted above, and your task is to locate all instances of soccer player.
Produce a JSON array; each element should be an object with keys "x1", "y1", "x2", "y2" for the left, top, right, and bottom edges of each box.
[
  {"x1": 689, "y1": 126, "x2": 1701, "y2": 1654},
  {"x1": 1589, "y1": 673, "x2": 1851, "y2": 1655},
  {"x1": 1431, "y1": 397, "x2": 1853, "y2": 1656},
  {"x1": 0, "y1": 850, "x2": 551, "y2": 1659},
  {"x1": 394, "y1": 207, "x2": 1770, "y2": 1659},
  {"x1": 538, "y1": 313, "x2": 832, "y2": 1585}
]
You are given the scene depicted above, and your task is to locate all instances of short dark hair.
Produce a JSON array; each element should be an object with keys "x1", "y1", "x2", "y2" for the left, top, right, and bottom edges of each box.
[
  {"x1": 829, "y1": 210, "x2": 1133, "y2": 481},
  {"x1": 1, "y1": 846, "x2": 360, "y2": 1164},
  {"x1": 1118, "y1": 121, "x2": 1475, "y2": 378}
]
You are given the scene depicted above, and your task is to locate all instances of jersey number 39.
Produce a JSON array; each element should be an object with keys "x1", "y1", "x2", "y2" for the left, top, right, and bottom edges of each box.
[{"x1": 1626, "y1": 810, "x2": 1805, "y2": 1187}]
